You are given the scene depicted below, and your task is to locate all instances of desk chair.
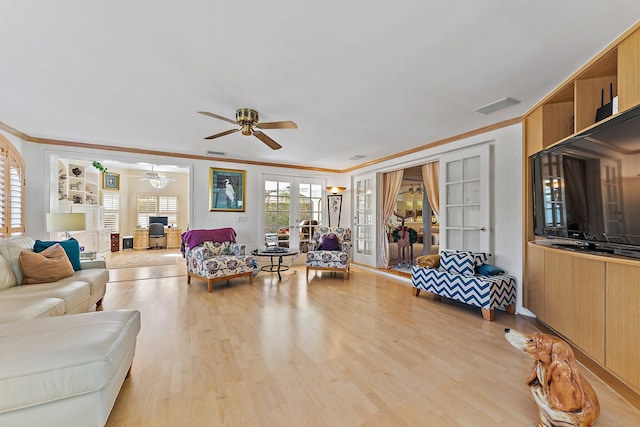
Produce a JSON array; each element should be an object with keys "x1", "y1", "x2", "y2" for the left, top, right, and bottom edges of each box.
[{"x1": 148, "y1": 223, "x2": 166, "y2": 249}]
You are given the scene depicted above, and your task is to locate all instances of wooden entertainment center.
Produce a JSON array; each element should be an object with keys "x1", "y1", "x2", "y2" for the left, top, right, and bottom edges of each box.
[{"x1": 523, "y1": 23, "x2": 640, "y2": 404}]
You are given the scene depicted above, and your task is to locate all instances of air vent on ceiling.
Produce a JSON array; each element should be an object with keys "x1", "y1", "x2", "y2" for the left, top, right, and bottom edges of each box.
[
  {"x1": 349, "y1": 154, "x2": 366, "y2": 160},
  {"x1": 206, "y1": 150, "x2": 226, "y2": 156},
  {"x1": 473, "y1": 97, "x2": 520, "y2": 114}
]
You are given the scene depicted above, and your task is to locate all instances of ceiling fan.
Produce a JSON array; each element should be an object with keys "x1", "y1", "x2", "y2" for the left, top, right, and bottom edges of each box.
[
  {"x1": 129, "y1": 165, "x2": 175, "y2": 189},
  {"x1": 198, "y1": 108, "x2": 297, "y2": 150}
]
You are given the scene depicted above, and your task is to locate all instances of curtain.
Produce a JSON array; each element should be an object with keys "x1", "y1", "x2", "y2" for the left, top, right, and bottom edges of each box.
[
  {"x1": 422, "y1": 162, "x2": 440, "y2": 221},
  {"x1": 376, "y1": 170, "x2": 404, "y2": 268}
]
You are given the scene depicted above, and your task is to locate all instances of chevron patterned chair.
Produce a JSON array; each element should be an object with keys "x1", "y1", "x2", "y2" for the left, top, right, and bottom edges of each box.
[{"x1": 410, "y1": 250, "x2": 516, "y2": 321}]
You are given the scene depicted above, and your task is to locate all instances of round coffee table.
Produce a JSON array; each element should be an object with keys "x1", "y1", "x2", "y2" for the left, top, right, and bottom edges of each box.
[{"x1": 252, "y1": 248, "x2": 300, "y2": 280}]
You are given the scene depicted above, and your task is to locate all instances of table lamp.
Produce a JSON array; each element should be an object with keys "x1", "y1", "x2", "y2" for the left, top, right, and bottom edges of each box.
[{"x1": 46, "y1": 213, "x2": 86, "y2": 239}]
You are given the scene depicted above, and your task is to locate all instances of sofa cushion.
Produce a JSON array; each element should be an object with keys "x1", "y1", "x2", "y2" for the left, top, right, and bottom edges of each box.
[
  {"x1": 34, "y1": 238, "x2": 82, "y2": 271},
  {"x1": 0, "y1": 281, "x2": 90, "y2": 314},
  {"x1": 55, "y1": 268, "x2": 109, "y2": 302},
  {"x1": 19, "y1": 244, "x2": 75, "y2": 285},
  {"x1": 0, "y1": 298, "x2": 65, "y2": 323},
  {"x1": 0, "y1": 256, "x2": 17, "y2": 291},
  {"x1": 440, "y1": 251, "x2": 475, "y2": 277},
  {"x1": 0, "y1": 236, "x2": 35, "y2": 285}
]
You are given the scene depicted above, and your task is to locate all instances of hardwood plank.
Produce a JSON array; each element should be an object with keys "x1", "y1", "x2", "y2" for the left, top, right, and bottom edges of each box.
[{"x1": 104, "y1": 264, "x2": 640, "y2": 426}]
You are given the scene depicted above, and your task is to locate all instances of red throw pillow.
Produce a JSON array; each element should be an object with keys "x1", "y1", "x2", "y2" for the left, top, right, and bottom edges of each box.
[{"x1": 321, "y1": 234, "x2": 340, "y2": 251}]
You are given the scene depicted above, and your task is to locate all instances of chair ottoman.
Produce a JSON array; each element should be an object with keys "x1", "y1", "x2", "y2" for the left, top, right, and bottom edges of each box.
[{"x1": 0, "y1": 309, "x2": 141, "y2": 427}]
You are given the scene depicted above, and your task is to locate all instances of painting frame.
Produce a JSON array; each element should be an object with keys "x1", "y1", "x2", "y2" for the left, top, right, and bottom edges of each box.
[
  {"x1": 102, "y1": 172, "x2": 120, "y2": 190},
  {"x1": 209, "y1": 167, "x2": 246, "y2": 212}
]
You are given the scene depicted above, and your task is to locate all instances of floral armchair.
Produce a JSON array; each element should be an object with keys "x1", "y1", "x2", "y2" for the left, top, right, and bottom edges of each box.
[
  {"x1": 186, "y1": 241, "x2": 255, "y2": 292},
  {"x1": 305, "y1": 227, "x2": 351, "y2": 279}
]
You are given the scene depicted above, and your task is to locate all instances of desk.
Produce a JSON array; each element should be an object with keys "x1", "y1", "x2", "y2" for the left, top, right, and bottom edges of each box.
[
  {"x1": 133, "y1": 228, "x2": 182, "y2": 250},
  {"x1": 252, "y1": 249, "x2": 299, "y2": 280}
]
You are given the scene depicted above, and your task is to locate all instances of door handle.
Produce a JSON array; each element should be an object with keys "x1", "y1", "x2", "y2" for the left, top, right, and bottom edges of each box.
[{"x1": 477, "y1": 227, "x2": 486, "y2": 232}]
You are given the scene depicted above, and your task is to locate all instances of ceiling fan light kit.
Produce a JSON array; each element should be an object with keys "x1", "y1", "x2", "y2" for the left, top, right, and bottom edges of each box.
[{"x1": 199, "y1": 108, "x2": 297, "y2": 150}]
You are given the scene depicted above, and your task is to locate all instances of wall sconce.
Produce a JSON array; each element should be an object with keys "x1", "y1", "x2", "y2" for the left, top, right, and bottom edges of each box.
[
  {"x1": 46, "y1": 213, "x2": 87, "y2": 239},
  {"x1": 326, "y1": 186, "x2": 347, "y2": 227}
]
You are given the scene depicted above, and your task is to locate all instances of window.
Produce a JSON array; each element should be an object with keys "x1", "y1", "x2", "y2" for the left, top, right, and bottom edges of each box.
[
  {"x1": 102, "y1": 191, "x2": 120, "y2": 233},
  {"x1": 136, "y1": 194, "x2": 178, "y2": 228},
  {"x1": 0, "y1": 135, "x2": 25, "y2": 237}
]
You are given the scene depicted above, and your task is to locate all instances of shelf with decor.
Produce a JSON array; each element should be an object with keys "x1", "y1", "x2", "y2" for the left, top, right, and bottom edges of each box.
[{"x1": 63, "y1": 162, "x2": 100, "y2": 205}]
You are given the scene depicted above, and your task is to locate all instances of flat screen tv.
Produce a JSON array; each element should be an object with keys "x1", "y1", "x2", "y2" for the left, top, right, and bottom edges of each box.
[
  {"x1": 531, "y1": 104, "x2": 640, "y2": 257},
  {"x1": 149, "y1": 216, "x2": 168, "y2": 226}
]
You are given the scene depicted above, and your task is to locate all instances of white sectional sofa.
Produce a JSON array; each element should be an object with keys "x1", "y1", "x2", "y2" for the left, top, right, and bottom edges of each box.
[
  {"x1": 0, "y1": 236, "x2": 140, "y2": 426},
  {"x1": 0, "y1": 309, "x2": 141, "y2": 427},
  {"x1": 0, "y1": 236, "x2": 108, "y2": 323}
]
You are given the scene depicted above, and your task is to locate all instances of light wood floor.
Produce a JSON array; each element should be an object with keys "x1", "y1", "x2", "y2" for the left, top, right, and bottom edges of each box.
[{"x1": 104, "y1": 264, "x2": 640, "y2": 426}]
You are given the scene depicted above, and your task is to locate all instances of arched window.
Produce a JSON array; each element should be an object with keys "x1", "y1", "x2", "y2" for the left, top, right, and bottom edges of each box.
[{"x1": 0, "y1": 134, "x2": 25, "y2": 237}]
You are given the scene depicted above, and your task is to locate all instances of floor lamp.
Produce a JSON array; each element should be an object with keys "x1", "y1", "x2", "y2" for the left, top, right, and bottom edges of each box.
[
  {"x1": 46, "y1": 213, "x2": 87, "y2": 239},
  {"x1": 326, "y1": 186, "x2": 346, "y2": 227}
]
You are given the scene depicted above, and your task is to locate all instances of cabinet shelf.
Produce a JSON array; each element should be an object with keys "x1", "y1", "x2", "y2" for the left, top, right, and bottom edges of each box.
[{"x1": 528, "y1": 33, "x2": 640, "y2": 150}]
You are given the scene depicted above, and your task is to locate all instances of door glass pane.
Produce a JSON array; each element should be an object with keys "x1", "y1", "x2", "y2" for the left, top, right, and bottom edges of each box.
[
  {"x1": 264, "y1": 180, "x2": 291, "y2": 247},
  {"x1": 447, "y1": 183, "x2": 462, "y2": 204},
  {"x1": 355, "y1": 176, "x2": 374, "y2": 256},
  {"x1": 463, "y1": 181, "x2": 480, "y2": 204},
  {"x1": 447, "y1": 160, "x2": 462, "y2": 181},
  {"x1": 297, "y1": 182, "x2": 322, "y2": 253},
  {"x1": 463, "y1": 156, "x2": 480, "y2": 180},
  {"x1": 448, "y1": 229, "x2": 461, "y2": 248},
  {"x1": 463, "y1": 230, "x2": 480, "y2": 251},
  {"x1": 447, "y1": 206, "x2": 462, "y2": 227},
  {"x1": 463, "y1": 205, "x2": 480, "y2": 227}
]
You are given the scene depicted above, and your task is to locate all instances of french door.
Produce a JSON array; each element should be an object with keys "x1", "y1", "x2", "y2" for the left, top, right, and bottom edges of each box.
[
  {"x1": 439, "y1": 145, "x2": 490, "y2": 253},
  {"x1": 353, "y1": 173, "x2": 376, "y2": 265},
  {"x1": 262, "y1": 175, "x2": 324, "y2": 254}
]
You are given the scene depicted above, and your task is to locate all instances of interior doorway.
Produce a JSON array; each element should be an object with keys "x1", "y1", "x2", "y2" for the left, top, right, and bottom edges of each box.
[{"x1": 387, "y1": 165, "x2": 439, "y2": 272}]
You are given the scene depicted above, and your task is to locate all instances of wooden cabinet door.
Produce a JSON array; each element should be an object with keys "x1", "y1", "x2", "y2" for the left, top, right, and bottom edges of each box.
[
  {"x1": 618, "y1": 28, "x2": 640, "y2": 112},
  {"x1": 544, "y1": 251, "x2": 605, "y2": 363},
  {"x1": 133, "y1": 230, "x2": 149, "y2": 250},
  {"x1": 524, "y1": 243, "x2": 545, "y2": 318},
  {"x1": 166, "y1": 229, "x2": 181, "y2": 248},
  {"x1": 569, "y1": 256, "x2": 605, "y2": 363},
  {"x1": 544, "y1": 251, "x2": 573, "y2": 335},
  {"x1": 606, "y1": 262, "x2": 640, "y2": 390}
]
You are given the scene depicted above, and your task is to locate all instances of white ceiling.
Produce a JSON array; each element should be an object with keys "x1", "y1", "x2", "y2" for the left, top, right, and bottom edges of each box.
[{"x1": 1, "y1": 2, "x2": 639, "y2": 170}]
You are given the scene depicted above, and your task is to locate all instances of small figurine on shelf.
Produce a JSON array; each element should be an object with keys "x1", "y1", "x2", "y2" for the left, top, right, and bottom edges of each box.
[
  {"x1": 71, "y1": 167, "x2": 82, "y2": 177},
  {"x1": 72, "y1": 194, "x2": 82, "y2": 204}
]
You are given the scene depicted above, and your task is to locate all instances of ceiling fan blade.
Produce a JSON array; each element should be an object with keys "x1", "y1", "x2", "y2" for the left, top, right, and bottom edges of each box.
[
  {"x1": 204, "y1": 128, "x2": 240, "y2": 140},
  {"x1": 256, "y1": 120, "x2": 298, "y2": 129},
  {"x1": 253, "y1": 131, "x2": 282, "y2": 150},
  {"x1": 198, "y1": 111, "x2": 237, "y2": 125}
]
